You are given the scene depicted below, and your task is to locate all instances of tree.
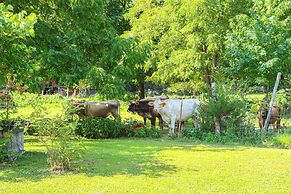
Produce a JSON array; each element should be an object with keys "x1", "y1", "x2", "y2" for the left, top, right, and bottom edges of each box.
[
  {"x1": 125, "y1": 0, "x2": 252, "y2": 94},
  {"x1": 225, "y1": 0, "x2": 290, "y2": 92},
  {"x1": 0, "y1": 3, "x2": 37, "y2": 86},
  {"x1": 4, "y1": 0, "x2": 132, "y2": 97},
  {"x1": 125, "y1": 0, "x2": 252, "y2": 132}
]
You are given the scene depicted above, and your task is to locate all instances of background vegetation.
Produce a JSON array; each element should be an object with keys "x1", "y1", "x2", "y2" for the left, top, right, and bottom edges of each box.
[{"x1": 0, "y1": 0, "x2": 290, "y2": 192}]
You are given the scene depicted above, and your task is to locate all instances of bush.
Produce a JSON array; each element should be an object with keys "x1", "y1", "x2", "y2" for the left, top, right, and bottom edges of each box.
[
  {"x1": 76, "y1": 117, "x2": 122, "y2": 139},
  {"x1": 200, "y1": 82, "x2": 248, "y2": 133},
  {"x1": 76, "y1": 118, "x2": 162, "y2": 139},
  {"x1": 33, "y1": 116, "x2": 81, "y2": 171},
  {"x1": 0, "y1": 137, "x2": 12, "y2": 163},
  {"x1": 29, "y1": 95, "x2": 82, "y2": 171}
]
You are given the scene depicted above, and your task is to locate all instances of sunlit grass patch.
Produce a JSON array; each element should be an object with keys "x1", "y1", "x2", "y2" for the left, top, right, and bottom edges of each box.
[{"x1": 1, "y1": 138, "x2": 290, "y2": 194}]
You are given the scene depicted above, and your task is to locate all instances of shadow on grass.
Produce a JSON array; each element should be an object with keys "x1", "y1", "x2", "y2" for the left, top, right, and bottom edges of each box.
[
  {"x1": 0, "y1": 138, "x2": 249, "y2": 183},
  {"x1": 0, "y1": 151, "x2": 50, "y2": 182},
  {"x1": 72, "y1": 140, "x2": 178, "y2": 178}
]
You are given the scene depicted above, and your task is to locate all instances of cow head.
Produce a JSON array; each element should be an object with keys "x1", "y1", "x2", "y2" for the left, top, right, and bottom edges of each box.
[
  {"x1": 148, "y1": 99, "x2": 166, "y2": 113},
  {"x1": 128, "y1": 101, "x2": 139, "y2": 113}
]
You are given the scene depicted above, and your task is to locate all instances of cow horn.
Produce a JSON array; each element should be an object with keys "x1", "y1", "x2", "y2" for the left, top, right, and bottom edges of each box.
[{"x1": 148, "y1": 102, "x2": 154, "y2": 106}]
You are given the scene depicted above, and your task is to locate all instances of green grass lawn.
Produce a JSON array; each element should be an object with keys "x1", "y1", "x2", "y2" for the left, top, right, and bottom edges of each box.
[{"x1": 1, "y1": 137, "x2": 290, "y2": 194}]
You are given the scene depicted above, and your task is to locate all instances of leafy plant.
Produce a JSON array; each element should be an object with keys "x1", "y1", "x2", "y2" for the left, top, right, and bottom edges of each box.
[
  {"x1": 267, "y1": 134, "x2": 291, "y2": 149},
  {"x1": 29, "y1": 95, "x2": 82, "y2": 171},
  {"x1": 76, "y1": 117, "x2": 122, "y2": 139},
  {"x1": 200, "y1": 80, "x2": 249, "y2": 134},
  {"x1": 0, "y1": 136, "x2": 13, "y2": 162}
]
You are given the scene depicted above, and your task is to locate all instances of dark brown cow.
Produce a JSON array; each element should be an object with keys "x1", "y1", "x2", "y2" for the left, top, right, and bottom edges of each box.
[
  {"x1": 71, "y1": 99, "x2": 120, "y2": 119},
  {"x1": 128, "y1": 96, "x2": 168, "y2": 129},
  {"x1": 258, "y1": 104, "x2": 281, "y2": 130}
]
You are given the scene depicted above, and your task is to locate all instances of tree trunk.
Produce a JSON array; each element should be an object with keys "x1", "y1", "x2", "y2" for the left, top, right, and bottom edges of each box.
[
  {"x1": 211, "y1": 53, "x2": 221, "y2": 134},
  {"x1": 137, "y1": 70, "x2": 145, "y2": 99},
  {"x1": 214, "y1": 117, "x2": 221, "y2": 134},
  {"x1": 264, "y1": 85, "x2": 270, "y2": 104}
]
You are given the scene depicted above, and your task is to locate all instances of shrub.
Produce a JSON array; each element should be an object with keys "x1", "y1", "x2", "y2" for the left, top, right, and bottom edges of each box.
[
  {"x1": 132, "y1": 127, "x2": 161, "y2": 138},
  {"x1": 201, "y1": 82, "x2": 248, "y2": 133},
  {"x1": 29, "y1": 96, "x2": 82, "y2": 171},
  {"x1": 0, "y1": 137, "x2": 12, "y2": 163},
  {"x1": 33, "y1": 116, "x2": 81, "y2": 171},
  {"x1": 76, "y1": 117, "x2": 122, "y2": 139},
  {"x1": 76, "y1": 118, "x2": 162, "y2": 139}
]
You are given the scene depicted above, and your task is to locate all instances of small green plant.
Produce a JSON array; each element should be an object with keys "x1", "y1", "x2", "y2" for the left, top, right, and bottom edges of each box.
[
  {"x1": 0, "y1": 137, "x2": 12, "y2": 162},
  {"x1": 267, "y1": 134, "x2": 291, "y2": 149}
]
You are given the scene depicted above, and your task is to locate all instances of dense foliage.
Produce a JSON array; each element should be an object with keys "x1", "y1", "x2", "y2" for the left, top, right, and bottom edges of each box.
[
  {"x1": 2, "y1": 0, "x2": 289, "y2": 96},
  {"x1": 76, "y1": 117, "x2": 122, "y2": 139},
  {"x1": 0, "y1": 3, "x2": 37, "y2": 86},
  {"x1": 76, "y1": 117, "x2": 161, "y2": 139},
  {"x1": 225, "y1": 0, "x2": 291, "y2": 88},
  {"x1": 125, "y1": 0, "x2": 252, "y2": 93}
]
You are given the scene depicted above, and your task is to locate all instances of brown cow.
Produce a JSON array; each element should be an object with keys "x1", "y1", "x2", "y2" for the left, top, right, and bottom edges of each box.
[
  {"x1": 258, "y1": 104, "x2": 281, "y2": 131},
  {"x1": 71, "y1": 99, "x2": 120, "y2": 119}
]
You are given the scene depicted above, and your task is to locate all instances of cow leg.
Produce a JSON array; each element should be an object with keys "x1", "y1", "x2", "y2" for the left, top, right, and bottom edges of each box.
[
  {"x1": 159, "y1": 117, "x2": 163, "y2": 129},
  {"x1": 276, "y1": 118, "x2": 281, "y2": 133},
  {"x1": 258, "y1": 120, "x2": 263, "y2": 129},
  {"x1": 170, "y1": 116, "x2": 176, "y2": 136},
  {"x1": 143, "y1": 117, "x2": 147, "y2": 126},
  {"x1": 112, "y1": 112, "x2": 120, "y2": 120},
  {"x1": 151, "y1": 117, "x2": 156, "y2": 128},
  {"x1": 181, "y1": 121, "x2": 185, "y2": 130}
]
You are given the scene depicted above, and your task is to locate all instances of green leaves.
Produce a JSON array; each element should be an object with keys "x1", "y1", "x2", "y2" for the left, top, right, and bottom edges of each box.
[
  {"x1": 225, "y1": 0, "x2": 290, "y2": 88},
  {"x1": 0, "y1": 3, "x2": 37, "y2": 85},
  {"x1": 126, "y1": 0, "x2": 251, "y2": 92}
]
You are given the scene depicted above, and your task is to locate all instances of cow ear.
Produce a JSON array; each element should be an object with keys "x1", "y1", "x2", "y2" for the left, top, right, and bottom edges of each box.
[
  {"x1": 148, "y1": 102, "x2": 154, "y2": 106},
  {"x1": 160, "y1": 101, "x2": 166, "y2": 107}
]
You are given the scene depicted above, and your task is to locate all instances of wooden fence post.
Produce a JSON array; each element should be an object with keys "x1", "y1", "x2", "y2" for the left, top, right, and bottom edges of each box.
[{"x1": 263, "y1": 72, "x2": 281, "y2": 137}]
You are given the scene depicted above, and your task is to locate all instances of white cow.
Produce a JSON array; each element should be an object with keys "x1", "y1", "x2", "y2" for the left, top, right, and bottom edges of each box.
[{"x1": 150, "y1": 98, "x2": 201, "y2": 135}]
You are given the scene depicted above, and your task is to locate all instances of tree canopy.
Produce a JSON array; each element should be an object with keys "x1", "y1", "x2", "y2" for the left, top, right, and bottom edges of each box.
[
  {"x1": 225, "y1": 0, "x2": 290, "y2": 88},
  {"x1": 1, "y1": 0, "x2": 290, "y2": 97},
  {"x1": 125, "y1": 0, "x2": 252, "y2": 93},
  {"x1": 0, "y1": 3, "x2": 37, "y2": 86}
]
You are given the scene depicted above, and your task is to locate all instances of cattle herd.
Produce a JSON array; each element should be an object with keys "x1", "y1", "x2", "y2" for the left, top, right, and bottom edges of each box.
[{"x1": 71, "y1": 96, "x2": 282, "y2": 136}]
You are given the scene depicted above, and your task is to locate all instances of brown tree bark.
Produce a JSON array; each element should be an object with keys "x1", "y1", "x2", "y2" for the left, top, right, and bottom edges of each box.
[
  {"x1": 137, "y1": 70, "x2": 145, "y2": 99},
  {"x1": 211, "y1": 53, "x2": 221, "y2": 134}
]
